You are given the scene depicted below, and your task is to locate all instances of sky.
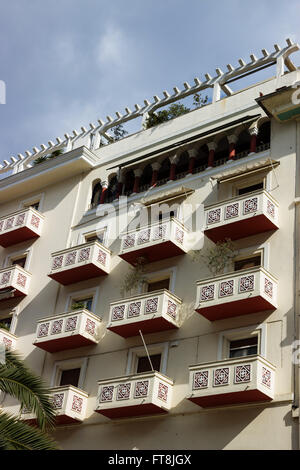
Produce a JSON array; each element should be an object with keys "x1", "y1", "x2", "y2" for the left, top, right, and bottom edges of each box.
[{"x1": 0, "y1": 0, "x2": 300, "y2": 166}]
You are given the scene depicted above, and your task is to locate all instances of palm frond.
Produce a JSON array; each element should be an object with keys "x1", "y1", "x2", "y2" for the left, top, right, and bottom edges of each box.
[
  {"x1": 0, "y1": 412, "x2": 58, "y2": 450},
  {"x1": 0, "y1": 351, "x2": 56, "y2": 430}
]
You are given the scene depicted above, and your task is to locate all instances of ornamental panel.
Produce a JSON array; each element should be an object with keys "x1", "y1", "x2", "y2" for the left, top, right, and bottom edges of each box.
[
  {"x1": 219, "y1": 280, "x2": 234, "y2": 298},
  {"x1": 267, "y1": 200, "x2": 275, "y2": 218},
  {"x1": 2, "y1": 337, "x2": 13, "y2": 349},
  {"x1": 15, "y1": 213, "x2": 26, "y2": 226},
  {"x1": 72, "y1": 395, "x2": 83, "y2": 413},
  {"x1": 262, "y1": 367, "x2": 271, "y2": 388},
  {"x1": 157, "y1": 382, "x2": 168, "y2": 402},
  {"x1": 207, "y1": 208, "x2": 221, "y2": 225},
  {"x1": 52, "y1": 256, "x2": 63, "y2": 270},
  {"x1": 30, "y1": 214, "x2": 40, "y2": 229},
  {"x1": 213, "y1": 368, "x2": 229, "y2": 386},
  {"x1": 134, "y1": 380, "x2": 149, "y2": 398},
  {"x1": 137, "y1": 229, "x2": 151, "y2": 245},
  {"x1": 100, "y1": 386, "x2": 114, "y2": 402},
  {"x1": 52, "y1": 393, "x2": 64, "y2": 409},
  {"x1": 225, "y1": 203, "x2": 239, "y2": 219},
  {"x1": 234, "y1": 364, "x2": 251, "y2": 383},
  {"x1": 0, "y1": 272, "x2": 11, "y2": 285},
  {"x1": 85, "y1": 318, "x2": 96, "y2": 336},
  {"x1": 193, "y1": 371, "x2": 209, "y2": 389},
  {"x1": 175, "y1": 228, "x2": 184, "y2": 245},
  {"x1": 127, "y1": 302, "x2": 141, "y2": 318},
  {"x1": 123, "y1": 234, "x2": 135, "y2": 248},
  {"x1": 65, "y1": 316, "x2": 78, "y2": 332},
  {"x1": 17, "y1": 273, "x2": 26, "y2": 288},
  {"x1": 78, "y1": 247, "x2": 91, "y2": 262},
  {"x1": 111, "y1": 305, "x2": 125, "y2": 321},
  {"x1": 117, "y1": 383, "x2": 131, "y2": 400},
  {"x1": 65, "y1": 251, "x2": 77, "y2": 266},
  {"x1": 97, "y1": 250, "x2": 107, "y2": 266},
  {"x1": 37, "y1": 323, "x2": 50, "y2": 338},
  {"x1": 243, "y1": 197, "x2": 258, "y2": 214},
  {"x1": 5, "y1": 217, "x2": 14, "y2": 230},
  {"x1": 166, "y1": 300, "x2": 177, "y2": 320},
  {"x1": 145, "y1": 297, "x2": 158, "y2": 314},
  {"x1": 200, "y1": 284, "x2": 215, "y2": 301},
  {"x1": 51, "y1": 319, "x2": 63, "y2": 335},
  {"x1": 0, "y1": 221, "x2": 4, "y2": 231},
  {"x1": 264, "y1": 278, "x2": 273, "y2": 298},
  {"x1": 152, "y1": 224, "x2": 166, "y2": 240},
  {"x1": 239, "y1": 275, "x2": 255, "y2": 293}
]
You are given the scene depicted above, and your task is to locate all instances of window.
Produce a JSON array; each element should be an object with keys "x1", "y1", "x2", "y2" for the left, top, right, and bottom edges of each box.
[
  {"x1": 229, "y1": 337, "x2": 258, "y2": 358},
  {"x1": 59, "y1": 368, "x2": 81, "y2": 387},
  {"x1": 23, "y1": 199, "x2": 41, "y2": 211},
  {"x1": 234, "y1": 254, "x2": 261, "y2": 271},
  {"x1": 158, "y1": 210, "x2": 176, "y2": 221},
  {"x1": 10, "y1": 255, "x2": 27, "y2": 269},
  {"x1": 84, "y1": 230, "x2": 105, "y2": 245},
  {"x1": 137, "y1": 354, "x2": 161, "y2": 373},
  {"x1": 71, "y1": 296, "x2": 94, "y2": 312},
  {"x1": 147, "y1": 278, "x2": 170, "y2": 292},
  {"x1": 238, "y1": 182, "x2": 264, "y2": 196},
  {"x1": 0, "y1": 315, "x2": 12, "y2": 331}
]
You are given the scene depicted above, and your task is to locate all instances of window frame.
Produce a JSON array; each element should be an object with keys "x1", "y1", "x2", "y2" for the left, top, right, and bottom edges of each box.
[
  {"x1": 19, "y1": 193, "x2": 44, "y2": 212},
  {"x1": 217, "y1": 324, "x2": 266, "y2": 361},
  {"x1": 65, "y1": 287, "x2": 99, "y2": 313},
  {"x1": 140, "y1": 267, "x2": 177, "y2": 294},
  {"x1": 51, "y1": 357, "x2": 88, "y2": 389},
  {"x1": 5, "y1": 248, "x2": 32, "y2": 271},
  {"x1": 126, "y1": 342, "x2": 169, "y2": 376}
]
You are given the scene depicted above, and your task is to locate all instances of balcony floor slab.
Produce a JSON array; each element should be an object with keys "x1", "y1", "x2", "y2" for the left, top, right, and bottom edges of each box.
[
  {"x1": 119, "y1": 240, "x2": 185, "y2": 266},
  {"x1": 188, "y1": 389, "x2": 272, "y2": 408},
  {"x1": 48, "y1": 263, "x2": 107, "y2": 285},
  {"x1": 96, "y1": 403, "x2": 168, "y2": 420},
  {"x1": 108, "y1": 316, "x2": 178, "y2": 338}
]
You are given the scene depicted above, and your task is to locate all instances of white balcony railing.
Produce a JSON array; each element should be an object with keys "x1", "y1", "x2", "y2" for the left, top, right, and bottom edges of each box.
[
  {"x1": 195, "y1": 266, "x2": 277, "y2": 321},
  {"x1": 96, "y1": 371, "x2": 173, "y2": 419},
  {"x1": 204, "y1": 189, "x2": 279, "y2": 242},
  {"x1": 0, "y1": 265, "x2": 31, "y2": 299},
  {"x1": 33, "y1": 309, "x2": 101, "y2": 352},
  {"x1": 48, "y1": 240, "x2": 111, "y2": 285},
  {"x1": 0, "y1": 328, "x2": 17, "y2": 350},
  {"x1": 21, "y1": 385, "x2": 88, "y2": 424},
  {"x1": 188, "y1": 355, "x2": 275, "y2": 407},
  {"x1": 0, "y1": 207, "x2": 44, "y2": 247},
  {"x1": 119, "y1": 218, "x2": 189, "y2": 265},
  {"x1": 107, "y1": 289, "x2": 182, "y2": 337}
]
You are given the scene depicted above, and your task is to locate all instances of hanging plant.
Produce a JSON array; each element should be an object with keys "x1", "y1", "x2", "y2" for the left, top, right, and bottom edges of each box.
[
  {"x1": 120, "y1": 257, "x2": 147, "y2": 297},
  {"x1": 191, "y1": 238, "x2": 237, "y2": 276}
]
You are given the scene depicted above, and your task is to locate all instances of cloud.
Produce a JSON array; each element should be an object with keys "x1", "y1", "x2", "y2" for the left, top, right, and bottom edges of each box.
[{"x1": 95, "y1": 23, "x2": 128, "y2": 69}]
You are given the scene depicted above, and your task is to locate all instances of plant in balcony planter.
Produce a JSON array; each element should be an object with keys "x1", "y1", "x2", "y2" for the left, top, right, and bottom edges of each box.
[
  {"x1": 71, "y1": 301, "x2": 85, "y2": 311},
  {"x1": 0, "y1": 321, "x2": 10, "y2": 331},
  {"x1": 120, "y1": 257, "x2": 147, "y2": 297},
  {"x1": 191, "y1": 238, "x2": 237, "y2": 276}
]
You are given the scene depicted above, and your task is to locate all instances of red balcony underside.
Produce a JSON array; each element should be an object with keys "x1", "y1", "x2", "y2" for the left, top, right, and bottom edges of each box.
[
  {"x1": 188, "y1": 389, "x2": 272, "y2": 408},
  {"x1": 120, "y1": 240, "x2": 184, "y2": 266},
  {"x1": 48, "y1": 263, "x2": 107, "y2": 286},
  {"x1": 24, "y1": 415, "x2": 81, "y2": 427},
  {"x1": 204, "y1": 214, "x2": 278, "y2": 243},
  {"x1": 96, "y1": 403, "x2": 168, "y2": 419},
  {"x1": 195, "y1": 295, "x2": 275, "y2": 321},
  {"x1": 0, "y1": 227, "x2": 39, "y2": 248},
  {"x1": 108, "y1": 316, "x2": 178, "y2": 338},
  {"x1": 34, "y1": 334, "x2": 96, "y2": 353}
]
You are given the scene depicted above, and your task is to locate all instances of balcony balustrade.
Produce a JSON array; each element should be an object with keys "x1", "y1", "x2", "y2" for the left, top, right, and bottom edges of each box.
[
  {"x1": 188, "y1": 355, "x2": 275, "y2": 407},
  {"x1": 204, "y1": 189, "x2": 278, "y2": 243},
  {"x1": 0, "y1": 328, "x2": 17, "y2": 350},
  {"x1": 195, "y1": 266, "x2": 277, "y2": 321},
  {"x1": 95, "y1": 371, "x2": 173, "y2": 419},
  {"x1": 119, "y1": 218, "x2": 189, "y2": 266},
  {"x1": 107, "y1": 289, "x2": 181, "y2": 337},
  {"x1": 0, "y1": 265, "x2": 31, "y2": 301},
  {"x1": 22, "y1": 385, "x2": 88, "y2": 425},
  {"x1": 33, "y1": 309, "x2": 101, "y2": 352},
  {"x1": 48, "y1": 240, "x2": 111, "y2": 285},
  {"x1": 0, "y1": 207, "x2": 44, "y2": 247}
]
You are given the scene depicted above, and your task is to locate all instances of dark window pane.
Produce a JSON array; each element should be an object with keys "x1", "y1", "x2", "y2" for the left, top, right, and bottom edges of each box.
[
  {"x1": 0, "y1": 316, "x2": 12, "y2": 330},
  {"x1": 137, "y1": 354, "x2": 161, "y2": 373},
  {"x1": 11, "y1": 257, "x2": 27, "y2": 268},
  {"x1": 238, "y1": 182, "x2": 263, "y2": 195},
  {"x1": 147, "y1": 278, "x2": 170, "y2": 292},
  {"x1": 234, "y1": 255, "x2": 261, "y2": 271},
  {"x1": 229, "y1": 337, "x2": 258, "y2": 358},
  {"x1": 59, "y1": 368, "x2": 81, "y2": 387}
]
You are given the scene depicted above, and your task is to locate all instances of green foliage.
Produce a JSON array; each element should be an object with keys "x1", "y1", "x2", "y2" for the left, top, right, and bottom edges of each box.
[
  {"x1": 71, "y1": 301, "x2": 85, "y2": 311},
  {"x1": 120, "y1": 257, "x2": 147, "y2": 296},
  {"x1": 0, "y1": 321, "x2": 10, "y2": 331},
  {"x1": 0, "y1": 350, "x2": 58, "y2": 450},
  {"x1": 192, "y1": 238, "x2": 237, "y2": 276},
  {"x1": 33, "y1": 149, "x2": 63, "y2": 165},
  {"x1": 112, "y1": 124, "x2": 128, "y2": 141},
  {"x1": 193, "y1": 93, "x2": 208, "y2": 108}
]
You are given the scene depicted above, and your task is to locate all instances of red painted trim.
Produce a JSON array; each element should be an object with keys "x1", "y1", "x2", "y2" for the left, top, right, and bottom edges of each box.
[
  {"x1": 119, "y1": 240, "x2": 185, "y2": 266},
  {"x1": 188, "y1": 389, "x2": 272, "y2": 408},
  {"x1": 34, "y1": 334, "x2": 96, "y2": 353},
  {"x1": 0, "y1": 226, "x2": 39, "y2": 247},
  {"x1": 108, "y1": 316, "x2": 178, "y2": 338},
  {"x1": 48, "y1": 263, "x2": 108, "y2": 286},
  {"x1": 95, "y1": 403, "x2": 168, "y2": 419}
]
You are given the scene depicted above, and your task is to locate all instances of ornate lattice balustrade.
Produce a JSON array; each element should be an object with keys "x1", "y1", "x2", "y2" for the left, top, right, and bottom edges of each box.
[
  {"x1": 0, "y1": 265, "x2": 31, "y2": 300},
  {"x1": 0, "y1": 207, "x2": 44, "y2": 247}
]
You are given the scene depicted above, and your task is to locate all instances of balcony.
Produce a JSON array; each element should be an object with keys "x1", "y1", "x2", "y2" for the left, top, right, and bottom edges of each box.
[
  {"x1": 195, "y1": 266, "x2": 277, "y2": 321},
  {"x1": 22, "y1": 385, "x2": 88, "y2": 425},
  {"x1": 48, "y1": 240, "x2": 111, "y2": 285},
  {"x1": 0, "y1": 328, "x2": 17, "y2": 350},
  {"x1": 0, "y1": 207, "x2": 44, "y2": 247},
  {"x1": 119, "y1": 218, "x2": 189, "y2": 266},
  {"x1": 95, "y1": 371, "x2": 173, "y2": 419},
  {"x1": 188, "y1": 355, "x2": 275, "y2": 408},
  {"x1": 107, "y1": 290, "x2": 181, "y2": 338},
  {"x1": 33, "y1": 309, "x2": 101, "y2": 353},
  {"x1": 0, "y1": 265, "x2": 31, "y2": 301},
  {"x1": 204, "y1": 190, "x2": 279, "y2": 243}
]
